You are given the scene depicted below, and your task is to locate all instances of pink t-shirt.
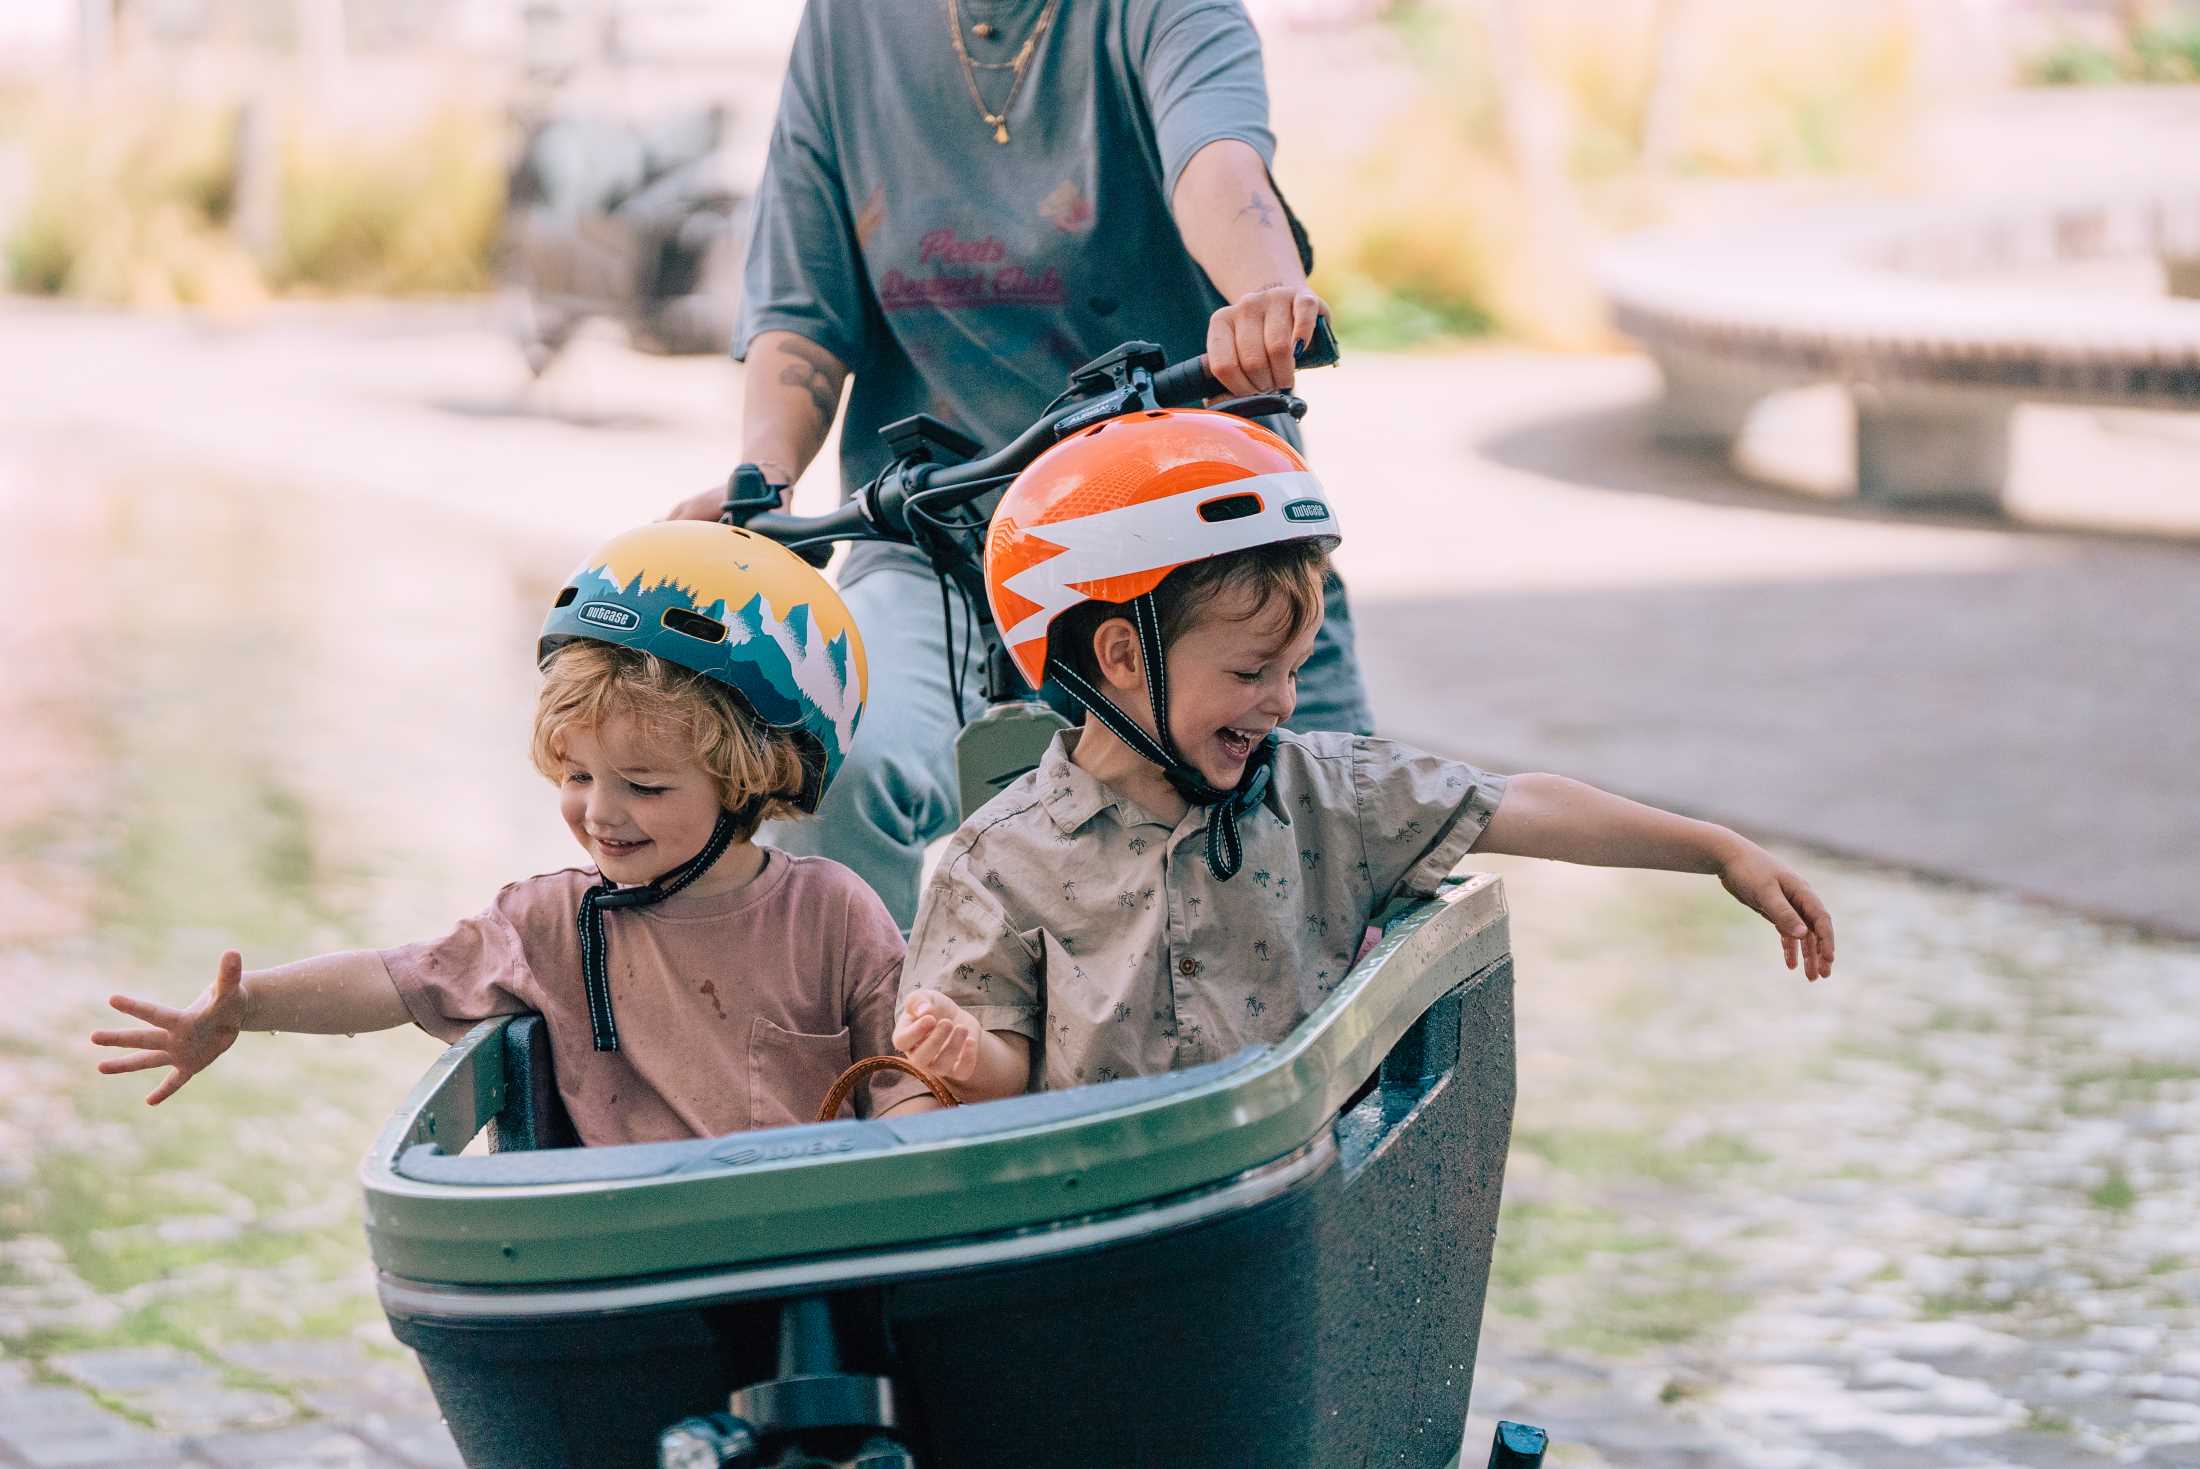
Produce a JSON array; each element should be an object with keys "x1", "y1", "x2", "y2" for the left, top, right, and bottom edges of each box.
[{"x1": 379, "y1": 849, "x2": 903, "y2": 1145}]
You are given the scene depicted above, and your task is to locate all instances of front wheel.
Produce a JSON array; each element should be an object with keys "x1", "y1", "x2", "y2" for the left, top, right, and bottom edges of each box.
[{"x1": 657, "y1": 1423, "x2": 915, "y2": 1469}]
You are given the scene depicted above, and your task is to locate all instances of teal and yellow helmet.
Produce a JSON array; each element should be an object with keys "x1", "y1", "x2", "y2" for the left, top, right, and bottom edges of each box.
[{"x1": 539, "y1": 522, "x2": 868, "y2": 811}]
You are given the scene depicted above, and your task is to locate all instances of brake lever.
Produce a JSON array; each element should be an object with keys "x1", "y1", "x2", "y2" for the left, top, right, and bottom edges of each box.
[
  {"x1": 1206, "y1": 391, "x2": 1306, "y2": 422},
  {"x1": 721, "y1": 464, "x2": 831, "y2": 567},
  {"x1": 719, "y1": 464, "x2": 782, "y2": 526}
]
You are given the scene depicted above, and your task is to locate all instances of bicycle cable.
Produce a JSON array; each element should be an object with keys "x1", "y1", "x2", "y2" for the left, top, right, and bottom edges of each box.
[
  {"x1": 904, "y1": 482, "x2": 996, "y2": 715},
  {"x1": 936, "y1": 573, "x2": 967, "y2": 718}
]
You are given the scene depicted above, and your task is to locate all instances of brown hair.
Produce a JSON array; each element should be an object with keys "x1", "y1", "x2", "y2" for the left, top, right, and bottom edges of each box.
[
  {"x1": 1051, "y1": 539, "x2": 1330, "y2": 688},
  {"x1": 530, "y1": 642, "x2": 808, "y2": 841}
]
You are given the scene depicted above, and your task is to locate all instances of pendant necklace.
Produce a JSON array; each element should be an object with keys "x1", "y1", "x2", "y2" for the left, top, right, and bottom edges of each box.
[{"x1": 947, "y1": 0, "x2": 1060, "y2": 144}]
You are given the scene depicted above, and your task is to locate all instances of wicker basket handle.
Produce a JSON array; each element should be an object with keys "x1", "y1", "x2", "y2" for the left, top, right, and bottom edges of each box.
[{"x1": 817, "y1": 1054, "x2": 960, "y2": 1123}]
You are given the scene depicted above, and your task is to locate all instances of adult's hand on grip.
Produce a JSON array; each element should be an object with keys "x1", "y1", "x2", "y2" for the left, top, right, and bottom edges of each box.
[{"x1": 1205, "y1": 286, "x2": 1326, "y2": 396}]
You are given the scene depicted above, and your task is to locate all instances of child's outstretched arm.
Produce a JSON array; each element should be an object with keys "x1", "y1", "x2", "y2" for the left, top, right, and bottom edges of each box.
[
  {"x1": 92, "y1": 949, "x2": 410, "y2": 1105},
  {"x1": 1478, "y1": 774, "x2": 1836, "y2": 980},
  {"x1": 888, "y1": 990, "x2": 1032, "y2": 1111}
]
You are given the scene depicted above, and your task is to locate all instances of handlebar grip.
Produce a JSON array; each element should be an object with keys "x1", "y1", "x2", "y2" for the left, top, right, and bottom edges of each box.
[
  {"x1": 1299, "y1": 314, "x2": 1341, "y2": 369},
  {"x1": 1149, "y1": 315, "x2": 1340, "y2": 408},
  {"x1": 1150, "y1": 355, "x2": 1222, "y2": 408}
]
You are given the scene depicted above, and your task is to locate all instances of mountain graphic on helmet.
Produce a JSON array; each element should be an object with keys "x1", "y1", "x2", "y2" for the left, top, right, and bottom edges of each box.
[{"x1": 540, "y1": 522, "x2": 867, "y2": 810}]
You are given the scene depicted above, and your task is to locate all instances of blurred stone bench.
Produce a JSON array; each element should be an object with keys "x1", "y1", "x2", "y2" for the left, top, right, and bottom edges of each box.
[{"x1": 1600, "y1": 189, "x2": 2200, "y2": 510}]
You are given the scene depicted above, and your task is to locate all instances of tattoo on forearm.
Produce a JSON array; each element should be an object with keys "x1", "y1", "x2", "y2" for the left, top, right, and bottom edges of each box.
[
  {"x1": 776, "y1": 339, "x2": 843, "y2": 424},
  {"x1": 1237, "y1": 192, "x2": 1277, "y2": 228}
]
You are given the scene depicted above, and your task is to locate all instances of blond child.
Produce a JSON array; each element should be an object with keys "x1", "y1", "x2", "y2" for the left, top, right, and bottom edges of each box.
[
  {"x1": 881, "y1": 411, "x2": 1834, "y2": 1108},
  {"x1": 94, "y1": 524, "x2": 904, "y2": 1142}
]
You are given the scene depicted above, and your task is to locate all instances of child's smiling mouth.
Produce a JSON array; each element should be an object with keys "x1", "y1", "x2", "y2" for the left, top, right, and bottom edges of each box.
[
  {"x1": 1216, "y1": 726, "x2": 1264, "y2": 763},
  {"x1": 594, "y1": 835, "x2": 652, "y2": 855}
]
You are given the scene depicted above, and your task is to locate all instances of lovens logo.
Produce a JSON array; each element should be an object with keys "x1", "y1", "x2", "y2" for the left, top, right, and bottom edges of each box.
[{"x1": 715, "y1": 1135, "x2": 859, "y2": 1168}]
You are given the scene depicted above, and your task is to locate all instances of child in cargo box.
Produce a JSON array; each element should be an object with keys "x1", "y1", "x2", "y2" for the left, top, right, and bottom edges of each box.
[
  {"x1": 93, "y1": 523, "x2": 904, "y2": 1142},
  {"x1": 876, "y1": 410, "x2": 1835, "y2": 1110}
]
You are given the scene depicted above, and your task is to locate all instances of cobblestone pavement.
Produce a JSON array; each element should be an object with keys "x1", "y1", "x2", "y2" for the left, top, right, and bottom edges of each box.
[
  {"x1": 2, "y1": 303, "x2": 2196, "y2": 1467},
  {"x1": 1, "y1": 442, "x2": 503, "y2": 1467},
  {"x1": 1456, "y1": 853, "x2": 2200, "y2": 1469},
  {"x1": 0, "y1": 1343, "x2": 456, "y2": 1468}
]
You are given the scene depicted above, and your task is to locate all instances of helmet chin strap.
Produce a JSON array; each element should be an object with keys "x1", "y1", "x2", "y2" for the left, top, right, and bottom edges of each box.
[
  {"x1": 575, "y1": 798, "x2": 758, "y2": 1051},
  {"x1": 1046, "y1": 594, "x2": 1275, "y2": 881}
]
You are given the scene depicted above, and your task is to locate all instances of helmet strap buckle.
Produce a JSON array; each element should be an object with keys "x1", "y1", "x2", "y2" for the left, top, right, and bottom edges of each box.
[{"x1": 1045, "y1": 594, "x2": 1273, "y2": 881}]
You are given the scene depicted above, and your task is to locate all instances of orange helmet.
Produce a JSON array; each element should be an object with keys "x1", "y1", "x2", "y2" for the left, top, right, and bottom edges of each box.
[{"x1": 983, "y1": 409, "x2": 1342, "y2": 689}]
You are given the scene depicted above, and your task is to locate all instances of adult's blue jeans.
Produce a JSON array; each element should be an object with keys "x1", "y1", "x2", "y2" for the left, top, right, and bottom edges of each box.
[{"x1": 763, "y1": 562, "x2": 1375, "y2": 929}]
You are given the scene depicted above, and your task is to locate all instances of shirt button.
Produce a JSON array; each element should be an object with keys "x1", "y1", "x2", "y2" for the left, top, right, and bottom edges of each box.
[{"x1": 1177, "y1": 957, "x2": 1199, "y2": 977}]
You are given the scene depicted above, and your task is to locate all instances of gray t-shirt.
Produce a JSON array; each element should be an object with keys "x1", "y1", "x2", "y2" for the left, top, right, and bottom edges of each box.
[{"x1": 737, "y1": 0, "x2": 1308, "y2": 583}]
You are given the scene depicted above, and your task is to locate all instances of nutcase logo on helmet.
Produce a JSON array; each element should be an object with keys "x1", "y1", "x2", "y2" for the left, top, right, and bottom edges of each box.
[
  {"x1": 1282, "y1": 499, "x2": 1331, "y2": 522},
  {"x1": 577, "y1": 601, "x2": 641, "y2": 631}
]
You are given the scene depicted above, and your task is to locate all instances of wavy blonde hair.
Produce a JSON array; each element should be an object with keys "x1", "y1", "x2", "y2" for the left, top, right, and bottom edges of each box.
[{"x1": 530, "y1": 642, "x2": 808, "y2": 841}]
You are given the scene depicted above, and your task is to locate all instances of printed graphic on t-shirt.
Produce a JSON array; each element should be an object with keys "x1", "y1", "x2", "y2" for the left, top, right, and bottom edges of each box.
[
  {"x1": 879, "y1": 226, "x2": 1067, "y2": 311},
  {"x1": 856, "y1": 185, "x2": 887, "y2": 249},
  {"x1": 1039, "y1": 180, "x2": 1094, "y2": 233}
]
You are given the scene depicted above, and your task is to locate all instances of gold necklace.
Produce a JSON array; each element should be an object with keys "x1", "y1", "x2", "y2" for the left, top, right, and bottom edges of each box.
[
  {"x1": 963, "y1": 0, "x2": 1004, "y2": 48},
  {"x1": 947, "y1": 0, "x2": 1060, "y2": 144}
]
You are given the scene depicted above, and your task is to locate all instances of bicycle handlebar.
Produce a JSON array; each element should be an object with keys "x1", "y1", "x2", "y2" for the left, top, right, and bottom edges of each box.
[
  {"x1": 1148, "y1": 354, "x2": 1224, "y2": 408},
  {"x1": 1150, "y1": 313, "x2": 1340, "y2": 409},
  {"x1": 732, "y1": 317, "x2": 1340, "y2": 553},
  {"x1": 739, "y1": 499, "x2": 871, "y2": 549}
]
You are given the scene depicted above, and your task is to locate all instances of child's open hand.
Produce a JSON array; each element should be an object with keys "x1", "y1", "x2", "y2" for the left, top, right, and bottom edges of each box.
[
  {"x1": 91, "y1": 950, "x2": 248, "y2": 1104},
  {"x1": 893, "y1": 990, "x2": 983, "y2": 1085},
  {"x1": 1717, "y1": 846, "x2": 1836, "y2": 981}
]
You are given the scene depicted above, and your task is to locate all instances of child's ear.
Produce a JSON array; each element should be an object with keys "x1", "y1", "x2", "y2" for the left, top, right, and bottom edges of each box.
[{"x1": 1091, "y1": 616, "x2": 1144, "y2": 693}]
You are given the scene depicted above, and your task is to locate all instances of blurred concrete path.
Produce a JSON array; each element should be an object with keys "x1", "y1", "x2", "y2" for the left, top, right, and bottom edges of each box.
[
  {"x1": 1315, "y1": 351, "x2": 2200, "y2": 939},
  {"x1": 4, "y1": 300, "x2": 2196, "y2": 941}
]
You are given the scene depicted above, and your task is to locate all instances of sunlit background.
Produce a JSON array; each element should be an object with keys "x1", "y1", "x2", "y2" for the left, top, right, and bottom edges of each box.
[{"x1": 2, "y1": 2, "x2": 2197, "y2": 1465}]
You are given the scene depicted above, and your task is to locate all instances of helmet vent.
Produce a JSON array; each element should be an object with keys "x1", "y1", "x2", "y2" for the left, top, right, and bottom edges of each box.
[
  {"x1": 1197, "y1": 492, "x2": 1264, "y2": 524},
  {"x1": 662, "y1": 608, "x2": 728, "y2": 644},
  {"x1": 552, "y1": 587, "x2": 578, "y2": 608}
]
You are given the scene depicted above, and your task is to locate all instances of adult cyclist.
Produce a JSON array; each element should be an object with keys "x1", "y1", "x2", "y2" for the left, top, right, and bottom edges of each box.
[{"x1": 669, "y1": 0, "x2": 1373, "y2": 927}]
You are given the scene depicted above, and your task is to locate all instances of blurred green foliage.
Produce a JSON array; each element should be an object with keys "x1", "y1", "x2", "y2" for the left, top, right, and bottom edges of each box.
[
  {"x1": 2025, "y1": 8, "x2": 2200, "y2": 84},
  {"x1": 1303, "y1": 0, "x2": 1917, "y2": 350},
  {"x1": 2028, "y1": 38, "x2": 2132, "y2": 86},
  {"x1": 6, "y1": 104, "x2": 249, "y2": 304},
  {"x1": 273, "y1": 110, "x2": 504, "y2": 295},
  {"x1": 4, "y1": 100, "x2": 503, "y2": 305},
  {"x1": 2131, "y1": 15, "x2": 2200, "y2": 78},
  {"x1": 1321, "y1": 278, "x2": 1496, "y2": 351}
]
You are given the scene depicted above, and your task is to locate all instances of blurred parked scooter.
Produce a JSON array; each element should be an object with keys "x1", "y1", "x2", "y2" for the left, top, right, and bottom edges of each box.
[{"x1": 498, "y1": 101, "x2": 750, "y2": 375}]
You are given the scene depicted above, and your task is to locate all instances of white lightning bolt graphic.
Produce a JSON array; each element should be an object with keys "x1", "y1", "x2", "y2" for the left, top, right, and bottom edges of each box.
[{"x1": 998, "y1": 470, "x2": 1336, "y2": 651}]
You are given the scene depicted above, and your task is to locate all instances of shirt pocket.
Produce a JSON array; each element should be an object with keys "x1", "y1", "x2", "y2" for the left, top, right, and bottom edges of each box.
[{"x1": 749, "y1": 1016, "x2": 854, "y2": 1130}]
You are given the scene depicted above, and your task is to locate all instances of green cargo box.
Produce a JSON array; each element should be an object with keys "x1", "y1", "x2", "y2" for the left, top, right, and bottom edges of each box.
[{"x1": 362, "y1": 874, "x2": 1518, "y2": 1468}]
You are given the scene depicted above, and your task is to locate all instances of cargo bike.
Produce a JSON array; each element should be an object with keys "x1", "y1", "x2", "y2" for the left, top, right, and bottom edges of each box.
[{"x1": 359, "y1": 324, "x2": 1548, "y2": 1469}]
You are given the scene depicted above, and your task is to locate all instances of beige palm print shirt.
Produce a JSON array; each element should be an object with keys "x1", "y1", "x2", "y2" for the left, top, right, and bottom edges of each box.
[{"x1": 896, "y1": 729, "x2": 1507, "y2": 1094}]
